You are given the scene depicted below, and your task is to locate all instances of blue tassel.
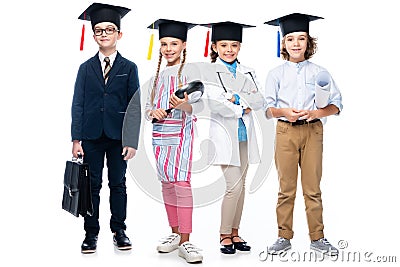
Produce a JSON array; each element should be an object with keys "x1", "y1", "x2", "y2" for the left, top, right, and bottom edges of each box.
[{"x1": 277, "y1": 30, "x2": 281, "y2": 57}]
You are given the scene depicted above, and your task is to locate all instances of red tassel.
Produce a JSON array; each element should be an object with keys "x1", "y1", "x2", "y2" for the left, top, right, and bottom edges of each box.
[
  {"x1": 80, "y1": 24, "x2": 85, "y2": 51},
  {"x1": 203, "y1": 29, "x2": 210, "y2": 57}
]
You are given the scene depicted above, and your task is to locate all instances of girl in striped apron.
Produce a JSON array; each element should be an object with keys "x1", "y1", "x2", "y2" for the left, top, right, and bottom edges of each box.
[{"x1": 144, "y1": 19, "x2": 202, "y2": 263}]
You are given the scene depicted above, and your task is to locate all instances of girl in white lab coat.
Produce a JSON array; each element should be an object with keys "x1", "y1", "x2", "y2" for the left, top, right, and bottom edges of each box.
[{"x1": 202, "y1": 21, "x2": 265, "y2": 254}]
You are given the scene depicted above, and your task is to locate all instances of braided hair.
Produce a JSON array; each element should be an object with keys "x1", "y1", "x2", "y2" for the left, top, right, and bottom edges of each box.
[
  {"x1": 150, "y1": 50, "x2": 163, "y2": 105},
  {"x1": 176, "y1": 48, "x2": 187, "y2": 88},
  {"x1": 150, "y1": 47, "x2": 187, "y2": 105}
]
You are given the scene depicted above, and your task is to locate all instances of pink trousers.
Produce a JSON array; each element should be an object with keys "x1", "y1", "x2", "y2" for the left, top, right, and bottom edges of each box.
[{"x1": 161, "y1": 181, "x2": 193, "y2": 234}]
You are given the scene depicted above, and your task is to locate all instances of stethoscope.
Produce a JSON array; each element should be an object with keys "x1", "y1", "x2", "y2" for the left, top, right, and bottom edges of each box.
[{"x1": 216, "y1": 71, "x2": 259, "y2": 93}]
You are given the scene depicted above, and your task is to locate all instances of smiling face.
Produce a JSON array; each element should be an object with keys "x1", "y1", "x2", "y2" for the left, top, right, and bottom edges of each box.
[
  {"x1": 212, "y1": 40, "x2": 241, "y2": 63},
  {"x1": 93, "y1": 22, "x2": 122, "y2": 54},
  {"x1": 159, "y1": 37, "x2": 186, "y2": 66},
  {"x1": 283, "y1": 31, "x2": 308, "y2": 63}
]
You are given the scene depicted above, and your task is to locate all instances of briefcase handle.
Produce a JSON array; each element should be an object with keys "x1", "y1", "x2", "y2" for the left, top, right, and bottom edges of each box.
[{"x1": 72, "y1": 153, "x2": 84, "y2": 164}]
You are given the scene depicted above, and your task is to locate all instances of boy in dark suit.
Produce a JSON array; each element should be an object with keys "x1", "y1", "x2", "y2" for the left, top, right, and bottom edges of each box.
[{"x1": 71, "y1": 2, "x2": 141, "y2": 254}]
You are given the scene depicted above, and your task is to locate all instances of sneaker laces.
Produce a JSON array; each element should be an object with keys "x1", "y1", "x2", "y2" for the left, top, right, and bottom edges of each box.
[
  {"x1": 318, "y1": 238, "x2": 331, "y2": 245},
  {"x1": 182, "y1": 242, "x2": 202, "y2": 253},
  {"x1": 159, "y1": 234, "x2": 179, "y2": 244},
  {"x1": 275, "y1": 237, "x2": 287, "y2": 244}
]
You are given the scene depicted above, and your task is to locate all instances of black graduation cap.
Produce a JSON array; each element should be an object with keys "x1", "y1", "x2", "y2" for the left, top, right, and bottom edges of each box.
[
  {"x1": 264, "y1": 13, "x2": 323, "y2": 36},
  {"x1": 146, "y1": 19, "x2": 196, "y2": 60},
  {"x1": 78, "y1": 2, "x2": 131, "y2": 30},
  {"x1": 147, "y1": 19, "x2": 197, "y2": 41},
  {"x1": 201, "y1": 21, "x2": 255, "y2": 43}
]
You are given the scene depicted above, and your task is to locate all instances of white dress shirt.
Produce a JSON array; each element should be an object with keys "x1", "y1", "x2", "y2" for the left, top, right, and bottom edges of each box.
[
  {"x1": 98, "y1": 51, "x2": 117, "y2": 73},
  {"x1": 264, "y1": 60, "x2": 343, "y2": 123}
]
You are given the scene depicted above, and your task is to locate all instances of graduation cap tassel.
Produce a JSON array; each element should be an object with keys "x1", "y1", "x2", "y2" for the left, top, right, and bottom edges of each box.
[
  {"x1": 79, "y1": 12, "x2": 87, "y2": 51},
  {"x1": 79, "y1": 24, "x2": 85, "y2": 51},
  {"x1": 147, "y1": 33, "x2": 154, "y2": 60},
  {"x1": 276, "y1": 30, "x2": 281, "y2": 57},
  {"x1": 203, "y1": 29, "x2": 210, "y2": 57},
  {"x1": 147, "y1": 22, "x2": 155, "y2": 60}
]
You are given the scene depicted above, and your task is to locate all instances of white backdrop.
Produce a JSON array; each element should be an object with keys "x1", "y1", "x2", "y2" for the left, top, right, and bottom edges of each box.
[{"x1": 1, "y1": 0, "x2": 399, "y2": 266}]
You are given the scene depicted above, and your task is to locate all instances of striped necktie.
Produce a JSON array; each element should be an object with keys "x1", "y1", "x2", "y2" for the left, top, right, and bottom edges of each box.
[{"x1": 104, "y1": 57, "x2": 111, "y2": 82}]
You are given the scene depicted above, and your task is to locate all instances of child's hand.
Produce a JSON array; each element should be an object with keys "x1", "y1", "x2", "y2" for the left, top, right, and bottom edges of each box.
[
  {"x1": 301, "y1": 110, "x2": 320, "y2": 121},
  {"x1": 72, "y1": 140, "x2": 84, "y2": 158},
  {"x1": 150, "y1": 108, "x2": 168, "y2": 120},
  {"x1": 284, "y1": 108, "x2": 307, "y2": 122},
  {"x1": 122, "y1": 146, "x2": 136, "y2": 160},
  {"x1": 243, "y1": 107, "x2": 252, "y2": 114},
  {"x1": 170, "y1": 93, "x2": 188, "y2": 110}
]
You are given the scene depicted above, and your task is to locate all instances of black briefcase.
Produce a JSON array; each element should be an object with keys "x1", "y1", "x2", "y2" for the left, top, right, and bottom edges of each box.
[{"x1": 62, "y1": 156, "x2": 93, "y2": 217}]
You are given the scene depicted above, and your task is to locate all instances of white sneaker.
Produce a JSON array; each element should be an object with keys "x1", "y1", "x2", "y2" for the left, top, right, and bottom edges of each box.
[
  {"x1": 156, "y1": 233, "x2": 180, "y2": 253},
  {"x1": 178, "y1": 241, "x2": 203, "y2": 263}
]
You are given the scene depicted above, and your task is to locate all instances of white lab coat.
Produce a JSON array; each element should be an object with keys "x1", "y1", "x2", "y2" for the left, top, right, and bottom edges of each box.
[{"x1": 192, "y1": 59, "x2": 265, "y2": 167}]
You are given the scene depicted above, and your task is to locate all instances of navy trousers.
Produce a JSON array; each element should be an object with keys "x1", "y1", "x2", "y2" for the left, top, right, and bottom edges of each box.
[{"x1": 82, "y1": 135, "x2": 127, "y2": 234}]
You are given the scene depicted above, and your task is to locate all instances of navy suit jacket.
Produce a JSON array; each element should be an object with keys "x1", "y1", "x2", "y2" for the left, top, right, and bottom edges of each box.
[{"x1": 71, "y1": 52, "x2": 140, "y2": 143}]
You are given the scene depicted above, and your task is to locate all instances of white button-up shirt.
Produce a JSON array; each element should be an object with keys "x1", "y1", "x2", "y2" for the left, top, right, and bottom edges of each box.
[
  {"x1": 98, "y1": 51, "x2": 117, "y2": 72},
  {"x1": 264, "y1": 60, "x2": 343, "y2": 123}
]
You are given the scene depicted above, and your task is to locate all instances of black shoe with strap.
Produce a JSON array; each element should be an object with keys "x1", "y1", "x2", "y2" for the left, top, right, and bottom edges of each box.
[
  {"x1": 81, "y1": 233, "x2": 98, "y2": 254},
  {"x1": 232, "y1": 236, "x2": 251, "y2": 251},
  {"x1": 220, "y1": 236, "x2": 236, "y2": 254},
  {"x1": 113, "y1": 229, "x2": 132, "y2": 250}
]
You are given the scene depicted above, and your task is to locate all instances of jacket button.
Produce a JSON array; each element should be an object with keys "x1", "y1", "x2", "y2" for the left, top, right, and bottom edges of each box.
[{"x1": 100, "y1": 108, "x2": 104, "y2": 112}]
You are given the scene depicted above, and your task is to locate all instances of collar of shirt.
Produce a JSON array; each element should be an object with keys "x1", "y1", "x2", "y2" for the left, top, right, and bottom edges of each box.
[
  {"x1": 99, "y1": 51, "x2": 118, "y2": 69},
  {"x1": 285, "y1": 60, "x2": 309, "y2": 71},
  {"x1": 216, "y1": 57, "x2": 237, "y2": 77}
]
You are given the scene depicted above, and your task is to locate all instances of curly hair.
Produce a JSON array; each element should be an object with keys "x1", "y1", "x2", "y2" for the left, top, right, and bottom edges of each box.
[{"x1": 280, "y1": 34, "x2": 318, "y2": 61}]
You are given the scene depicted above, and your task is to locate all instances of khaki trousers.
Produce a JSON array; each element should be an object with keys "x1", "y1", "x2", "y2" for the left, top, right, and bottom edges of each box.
[
  {"x1": 220, "y1": 142, "x2": 249, "y2": 234},
  {"x1": 275, "y1": 120, "x2": 324, "y2": 241}
]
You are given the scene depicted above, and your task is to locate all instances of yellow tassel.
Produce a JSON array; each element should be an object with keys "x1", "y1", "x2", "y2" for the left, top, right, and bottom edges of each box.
[{"x1": 147, "y1": 33, "x2": 154, "y2": 60}]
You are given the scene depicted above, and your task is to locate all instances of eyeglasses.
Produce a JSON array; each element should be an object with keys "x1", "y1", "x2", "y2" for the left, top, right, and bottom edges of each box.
[{"x1": 94, "y1": 27, "x2": 119, "y2": 36}]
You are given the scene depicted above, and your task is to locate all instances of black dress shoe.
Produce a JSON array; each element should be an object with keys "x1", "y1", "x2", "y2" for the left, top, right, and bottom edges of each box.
[
  {"x1": 232, "y1": 236, "x2": 251, "y2": 251},
  {"x1": 81, "y1": 234, "x2": 98, "y2": 254},
  {"x1": 220, "y1": 237, "x2": 236, "y2": 254},
  {"x1": 113, "y1": 229, "x2": 132, "y2": 250}
]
